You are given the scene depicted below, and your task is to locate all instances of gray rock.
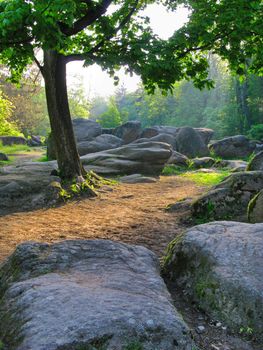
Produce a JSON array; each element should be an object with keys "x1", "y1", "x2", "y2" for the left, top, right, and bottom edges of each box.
[
  {"x1": 140, "y1": 127, "x2": 160, "y2": 138},
  {"x1": 163, "y1": 221, "x2": 263, "y2": 341},
  {"x1": 167, "y1": 151, "x2": 189, "y2": 167},
  {"x1": 191, "y1": 157, "x2": 215, "y2": 169},
  {"x1": 209, "y1": 135, "x2": 256, "y2": 158},
  {"x1": 135, "y1": 133, "x2": 177, "y2": 150},
  {"x1": 0, "y1": 153, "x2": 8, "y2": 161},
  {"x1": 192, "y1": 171, "x2": 263, "y2": 220},
  {"x1": 72, "y1": 118, "x2": 102, "y2": 142},
  {"x1": 78, "y1": 134, "x2": 123, "y2": 156},
  {"x1": 195, "y1": 128, "x2": 214, "y2": 145},
  {"x1": 81, "y1": 141, "x2": 172, "y2": 176},
  {"x1": 0, "y1": 162, "x2": 60, "y2": 215},
  {"x1": 248, "y1": 189, "x2": 263, "y2": 223},
  {"x1": 215, "y1": 159, "x2": 248, "y2": 172},
  {"x1": 0, "y1": 240, "x2": 195, "y2": 350},
  {"x1": 247, "y1": 150, "x2": 263, "y2": 171},
  {"x1": 0, "y1": 136, "x2": 26, "y2": 145},
  {"x1": 119, "y1": 174, "x2": 157, "y2": 184},
  {"x1": 176, "y1": 127, "x2": 209, "y2": 158},
  {"x1": 113, "y1": 121, "x2": 142, "y2": 144}
]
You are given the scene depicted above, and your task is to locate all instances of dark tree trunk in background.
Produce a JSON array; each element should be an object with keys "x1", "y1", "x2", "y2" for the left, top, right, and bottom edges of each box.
[
  {"x1": 236, "y1": 77, "x2": 252, "y2": 132},
  {"x1": 43, "y1": 50, "x2": 86, "y2": 180}
]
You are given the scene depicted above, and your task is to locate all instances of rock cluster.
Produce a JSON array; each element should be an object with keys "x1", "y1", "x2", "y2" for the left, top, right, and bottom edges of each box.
[{"x1": 47, "y1": 119, "x2": 213, "y2": 160}]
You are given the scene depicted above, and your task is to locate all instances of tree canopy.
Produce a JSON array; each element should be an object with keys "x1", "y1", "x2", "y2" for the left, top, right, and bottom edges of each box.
[
  {"x1": 0, "y1": 0, "x2": 261, "y2": 89},
  {"x1": 0, "y1": 0, "x2": 262, "y2": 179}
]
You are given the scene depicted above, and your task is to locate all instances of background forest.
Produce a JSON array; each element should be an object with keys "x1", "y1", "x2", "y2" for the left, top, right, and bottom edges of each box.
[{"x1": 1, "y1": 55, "x2": 263, "y2": 141}]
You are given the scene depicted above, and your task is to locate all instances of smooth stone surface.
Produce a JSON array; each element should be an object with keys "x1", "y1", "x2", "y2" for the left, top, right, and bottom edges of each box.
[
  {"x1": 81, "y1": 141, "x2": 172, "y2": 175},
  {"x1": 164, "y1": 221, "x2": 263, "y2": 341},
  {"x1": 0, "y1": 240, "x2": 195, "y2": 350}
]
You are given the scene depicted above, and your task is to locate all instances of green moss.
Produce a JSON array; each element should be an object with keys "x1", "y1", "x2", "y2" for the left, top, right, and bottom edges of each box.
[
  {"x1": 247, "y1": 191, "x2": 260, "y2": 222},
  {"x1": 180, "y1": 171, "x2": 230, "y2": 186},
  {"x1": 161, "y1": 233, "x2": 185, "y2": 271}
]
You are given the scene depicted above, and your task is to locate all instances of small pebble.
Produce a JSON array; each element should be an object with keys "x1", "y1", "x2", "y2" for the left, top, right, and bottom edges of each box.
[
  {"x1": 216, "y1": 322, "x2": 222, "y2": 327},
  {"x1": 222, "y1": 326, "x2": 227, "y2": 331}
]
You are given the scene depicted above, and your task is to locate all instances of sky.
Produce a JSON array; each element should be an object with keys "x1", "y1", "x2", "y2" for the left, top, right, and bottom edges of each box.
[{"x1": 67, "y1": 4, "x2": 189, "y2": 98}]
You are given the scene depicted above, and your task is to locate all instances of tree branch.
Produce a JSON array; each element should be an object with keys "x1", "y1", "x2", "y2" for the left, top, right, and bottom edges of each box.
[
  {"x1": 60, "y1": 0, "x2": 113, "y2": 36},
  {"x1": 65, "y1": 0, "x2": 140, "y2": 63}
]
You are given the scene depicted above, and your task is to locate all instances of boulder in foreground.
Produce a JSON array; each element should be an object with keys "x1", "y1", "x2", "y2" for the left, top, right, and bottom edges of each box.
[
  {"x1": 0, "y1": 240, "x2": 195, "y2": 350},
  {"x1": 163, "y1": 221, "x2": 263, "y2": 342}
]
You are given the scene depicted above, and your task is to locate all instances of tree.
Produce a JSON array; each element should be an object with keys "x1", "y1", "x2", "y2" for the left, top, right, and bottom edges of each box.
[
  {"x1": 97, "y1": 97, "x2": 122, "y2": 128},
  {"x1": 0, "y1": 0, "x2": 262, "y2": 180},
  {"x1": 0, "y1": 91, "x2": 19, "y2": 136}
]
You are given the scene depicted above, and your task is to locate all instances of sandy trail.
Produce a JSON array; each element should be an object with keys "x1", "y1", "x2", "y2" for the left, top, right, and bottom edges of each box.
[{"x1": 0, "y1": 175, "x2": 204, "y2": 262}]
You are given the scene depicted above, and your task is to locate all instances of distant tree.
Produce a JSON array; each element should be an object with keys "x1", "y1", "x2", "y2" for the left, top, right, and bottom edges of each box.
[
  {"x1": 97, "y1": 97, "x2": 122, "y2": 128},
  {"x1": 0, "y1": 91, "x2": 19, "y2": 136},
  {"x1": 0, "y1": 0, "x2": 262, "y2": 180}
]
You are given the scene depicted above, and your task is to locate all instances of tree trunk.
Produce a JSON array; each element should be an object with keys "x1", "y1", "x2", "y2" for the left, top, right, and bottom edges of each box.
[{"x1": 43, "y1": 50, "x2": 86, "y2": 180}]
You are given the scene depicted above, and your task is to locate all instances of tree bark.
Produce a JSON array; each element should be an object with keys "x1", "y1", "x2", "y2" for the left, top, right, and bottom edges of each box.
[{"x1": 43, "y1": 50, "x2": 86, "y2": 180}]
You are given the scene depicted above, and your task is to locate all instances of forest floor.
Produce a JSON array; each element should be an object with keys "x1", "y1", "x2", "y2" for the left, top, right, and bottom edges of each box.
[{"x1": 0, "y1": 174, "x2": 260, "y2": 350}]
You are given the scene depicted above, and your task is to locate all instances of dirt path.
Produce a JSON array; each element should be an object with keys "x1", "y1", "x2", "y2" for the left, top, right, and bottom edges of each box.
[
  {"x1": 0, "y1": 175, "x2": 260, "y2": 350},
  {"x1": 0, "y1": 175, "x2": 202, "y2": 262}
]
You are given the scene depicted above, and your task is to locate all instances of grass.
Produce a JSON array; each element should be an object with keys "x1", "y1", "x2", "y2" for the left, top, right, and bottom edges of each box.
[
  {"x1": 180, "y1": 170, "x2": 230, "y2": 186},
  {"x1": 0, "y1": 142, "x2": 31, "y2": 155},
  {"x1": 34, "y1": 154, "x2": 49, "y2": 162},
  {"x1": 162, "y1": 165, "x2": 230, "y2": 186}
]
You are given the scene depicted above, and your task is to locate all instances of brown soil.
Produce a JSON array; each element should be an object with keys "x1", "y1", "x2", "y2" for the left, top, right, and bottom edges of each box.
[{"x1": 0, "y1": 175, "x2": 201, "y2": 262}]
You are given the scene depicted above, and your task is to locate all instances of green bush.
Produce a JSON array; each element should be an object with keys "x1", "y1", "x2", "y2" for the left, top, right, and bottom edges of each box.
[{"x1": 248, "y1": 124, "x2": 263, "y2": 141}]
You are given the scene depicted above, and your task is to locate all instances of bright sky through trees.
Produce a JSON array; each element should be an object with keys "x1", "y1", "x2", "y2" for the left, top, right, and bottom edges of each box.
[{"x1": 67, "y1": 4, "x2": 189, "y2": 98}]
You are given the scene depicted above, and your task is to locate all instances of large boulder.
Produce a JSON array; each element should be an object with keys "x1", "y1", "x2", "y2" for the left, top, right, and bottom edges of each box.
[
  {"x1": 81, "y1": 141, "x2": 172, "y2": 175},
  {"x1": 0, "y1": 136, "x2": 26, "y2": 146},
  {"x1": 163, "y1": 221, "x2": 263, "y2": 342},
  {"x1": 247, "y1": 150, "x2": 263, "y2": 171},
  {"x1": 0, "y1": 240, "x2": 195, "y2": 350},
  {"x1": 72, "y1": 118, "x2": 102, "y2": 142},
  {"x1": 175, "y1": 127, "x2": 209, "y2": 158},
  {"x1": 78, "y1": 134, "x2": 123, "y2": 156},
  {"x1": 248, "y1": 189, "x2": 263, "y2": 223},
  {"x1": 192, "y1": 171, "x2": 263, "y2": 221},
  {"x1": 113, "y1": 121, "x2": 142, "y2": 144},
  {"x1": 209, "y1": 135, "x2": 256, "y2": 158}
]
